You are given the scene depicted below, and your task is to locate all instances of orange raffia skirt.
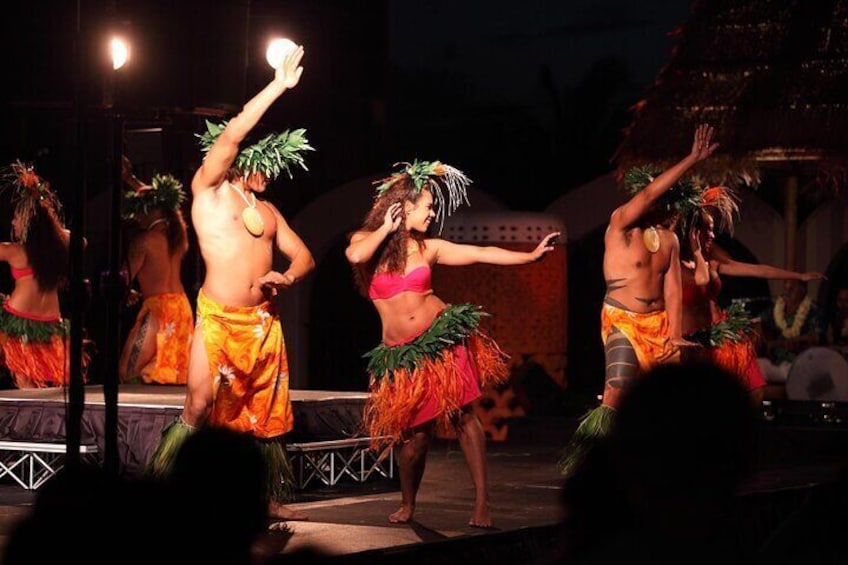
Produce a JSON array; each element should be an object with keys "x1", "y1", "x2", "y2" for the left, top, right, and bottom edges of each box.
[
  {"x1": 364, "y1": 304, "x2": 509, "y2": 446},
  {"x1": 0, "y1": 300, "x2": 71, "y2": 388},
  {"x1": 706, "y1": 309, "x2": 766, "y2": 391}
]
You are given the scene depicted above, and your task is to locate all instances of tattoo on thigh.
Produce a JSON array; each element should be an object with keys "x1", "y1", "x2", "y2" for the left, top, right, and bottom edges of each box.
[
  {"x1": 127, "y1": 312, "x2": 151, "y2": 376},
  {"x1": 605, "y1": 328, "x2": 638, "y2": 387}
]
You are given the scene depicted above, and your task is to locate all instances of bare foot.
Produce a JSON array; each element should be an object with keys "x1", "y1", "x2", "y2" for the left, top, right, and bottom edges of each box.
[
  {"x1": 268, "y1": 501, "x2": 309, "y2": 521},
  {"x1": 389, "y1": 504, "x2": 414, "y2": 523},
  {"x1": 254, "y1": 524, "x2": 294, "y2": 561},
  {"x1": 468, "y1": 502, "x2": 492, "y2": 528}
]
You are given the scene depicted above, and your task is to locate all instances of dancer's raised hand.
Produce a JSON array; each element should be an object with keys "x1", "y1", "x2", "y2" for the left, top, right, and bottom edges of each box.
[
  {"x1": 274, "y1": 45, "x2": 305, "y2": 90},
  {"x1": 690, "y1": 123, "x2": 719, "y2": 162}
]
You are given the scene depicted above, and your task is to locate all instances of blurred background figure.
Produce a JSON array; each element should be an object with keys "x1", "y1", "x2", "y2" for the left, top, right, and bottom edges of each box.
[{"x1": 757, "y1": 280, "x2": 824, "y2": 384}]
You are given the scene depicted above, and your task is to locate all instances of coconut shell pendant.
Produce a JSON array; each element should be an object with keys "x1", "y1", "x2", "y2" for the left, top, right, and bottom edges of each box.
[
  {"x1": 242, "y1": 207, "x2": 265, "y2": 237},
  {"x1": 643, "y1": 226, "x2": 660, "y2": 253}
]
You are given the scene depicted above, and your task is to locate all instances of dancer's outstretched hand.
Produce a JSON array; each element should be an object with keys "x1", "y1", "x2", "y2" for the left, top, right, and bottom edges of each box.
[
  {"x1": 125, "y1": 289, "x2": 142, "y2": 308},
  {"x1": 531, "y1": 232, "x2": 561, "y2": 261},
  {"x1": 799, "y1": 272, "x2": 826, "y2": 282},
  {"x1": 690, "y1": 123, "x2": 719, "y2": 162}
]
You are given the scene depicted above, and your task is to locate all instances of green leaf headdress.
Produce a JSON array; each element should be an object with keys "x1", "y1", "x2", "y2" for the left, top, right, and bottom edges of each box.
[
  {"x1": 1, "y1": 160, "x2": 63, "y2": 242},
  {"x1": 197, "y1": 120, "x2": 314, "y2": 181},
  {"x1": 624, "y1": 164, "x2": 707, "y2": 233},
  {"x1": 374, "y1": 159, "x2": 472, "y2": 232},
  {"x1": 122, "y1": 174, "x2": 186, "y2": 220},
  {"x1": 624, "y1": 165, "x2": 705, "y2": 214}
]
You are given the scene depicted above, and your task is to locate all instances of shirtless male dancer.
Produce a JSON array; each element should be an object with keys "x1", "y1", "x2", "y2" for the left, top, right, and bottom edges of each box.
[
  {"x1": 560, "y1": 124, "x2": 717, "y2": 474},
  {"x1": 150, "y1": 45, "x2": 314, "y2": 521}
]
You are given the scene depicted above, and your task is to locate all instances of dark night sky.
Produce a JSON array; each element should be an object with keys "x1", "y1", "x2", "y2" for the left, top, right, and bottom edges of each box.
[
  {"x1": 1, "y1": 0, "x2": 693, "y2": 210},
  {"x1": 0, "y1": 0, "x2": 695, "y2": 388}
]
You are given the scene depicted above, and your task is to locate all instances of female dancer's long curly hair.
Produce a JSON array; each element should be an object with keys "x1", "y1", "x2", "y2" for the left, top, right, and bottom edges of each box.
[
  {"x1": 16, "y1": 200, "x2": 69, "y2": 292},
  {"x1": 352, "y1": 179, "x2": 428, "y2": 295}
]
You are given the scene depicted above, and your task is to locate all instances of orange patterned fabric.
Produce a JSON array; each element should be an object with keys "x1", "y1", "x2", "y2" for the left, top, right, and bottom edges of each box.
[
  {"x1": 601, "y1": 303, "x2": 676, "y2": 371},
  {"x1": 132, "y1": 293, "x2": 193, "y2": 385},
  {"x1": 197, "y1": 290, "x2": 293, "y2": 438},
  {"x1": 366, "y1": 333, "x2": 509, "y2": 446},
  {"x1": 0, "y1": 331, "x2": 68, "y2": 388}
]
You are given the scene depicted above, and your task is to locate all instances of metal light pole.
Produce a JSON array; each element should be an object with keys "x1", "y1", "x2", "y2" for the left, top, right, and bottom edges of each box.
[
  {"x1": 66, "y1": 0, "x2": 87, "y2": 470},
  {"x1": 101, "y1": 34, "x2": 131, "y2": 475}
]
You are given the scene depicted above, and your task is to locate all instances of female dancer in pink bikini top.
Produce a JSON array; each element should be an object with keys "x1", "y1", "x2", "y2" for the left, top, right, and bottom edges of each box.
[{"x1": 347, "y1": 159, "x2": 558, "y2": 528}]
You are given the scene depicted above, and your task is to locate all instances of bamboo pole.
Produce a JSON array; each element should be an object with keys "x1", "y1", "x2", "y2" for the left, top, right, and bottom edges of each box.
[{"x1": 784, "y1": 175, "x2": 799, "y2": 270}]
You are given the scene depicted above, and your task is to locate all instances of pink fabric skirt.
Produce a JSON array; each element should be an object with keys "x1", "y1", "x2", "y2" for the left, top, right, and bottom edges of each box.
[{"x1": 408, "y1": 343, "x2": 482, "y2": 428}]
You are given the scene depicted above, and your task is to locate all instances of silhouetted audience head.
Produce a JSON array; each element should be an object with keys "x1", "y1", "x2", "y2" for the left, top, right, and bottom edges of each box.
[
  {"x1": 168, "y1": 426, "x2": 267, "y2": 563},
  {"x1": 611, "y1": 362, "x2": 755, "y2": 515},
  {"x1": 3, "y1": 464, "x2": 170, "y2": 564},
  {"x1": 557, "y1": 362, "x2": 757, "y2": 564}
]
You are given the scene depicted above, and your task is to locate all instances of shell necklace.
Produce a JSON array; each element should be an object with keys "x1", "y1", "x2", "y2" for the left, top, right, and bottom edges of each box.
[
  {"x1": 229, "y1": 184, "x2": 264, "y2": 237},
  {"x1": 146, "y1": 218, "x2": 169, "y2": 231}
]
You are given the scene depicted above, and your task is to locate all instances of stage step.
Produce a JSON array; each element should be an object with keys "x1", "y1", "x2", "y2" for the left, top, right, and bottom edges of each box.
[
  {"x1": 288, "y1": 437, "x2": 394, "y2": 489},
  {"x1": 0, "y1": 441, "x2": 99, "y2": 490}
]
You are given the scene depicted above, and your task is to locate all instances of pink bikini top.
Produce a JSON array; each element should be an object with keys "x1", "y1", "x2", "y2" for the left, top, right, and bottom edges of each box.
[
  {"x1": 368, "y1": 265, "x2": 432, "y2": 300},
  {"x1": 10, "y1": 266, "x2": 34, "y2": 280}
]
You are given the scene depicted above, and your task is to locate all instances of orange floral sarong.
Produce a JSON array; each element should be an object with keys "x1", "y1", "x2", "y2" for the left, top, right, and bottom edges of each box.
[
  {"x1": 127, "y1": 293, "x2": 193, "y2": 385},
  {"x1": 0, "y1": 302, "x2": 70, "y2": 388},
  {"x1": 197, "y1": 290, "x2": 293, "y2": 438},
  {"x1": 601, "y1": 303, "x2": 676, "y2": 372}
]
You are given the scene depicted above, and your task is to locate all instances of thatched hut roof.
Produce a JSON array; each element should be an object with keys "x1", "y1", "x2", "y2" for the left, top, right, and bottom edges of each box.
[{"x1": 616, "y1": 0, "x2": 848, "y2": 188}]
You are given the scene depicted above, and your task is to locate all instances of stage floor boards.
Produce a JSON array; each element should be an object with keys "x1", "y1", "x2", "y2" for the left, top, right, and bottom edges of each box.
[
  {"x1": 0, "y1": 437, "x2": 569, "y2": 560},
  {"x1": 0, "y1": 421, "x2": 844, "y2": 562}
]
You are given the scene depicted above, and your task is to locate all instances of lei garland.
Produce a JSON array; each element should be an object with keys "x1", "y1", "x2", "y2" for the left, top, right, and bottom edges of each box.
[
  {"x1": 197, "y1": 120, "x2": 313, "y2": 181},
  {"x1": 774, "y1": 296, "x2": 812, "y2": 339},
  {"x1": 122, "y1": 174, "x2": 186, "y2": 220}
]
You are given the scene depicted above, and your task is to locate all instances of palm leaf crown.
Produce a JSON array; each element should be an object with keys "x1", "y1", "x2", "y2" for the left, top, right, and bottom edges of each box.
[
  {"x1": 198, "y1": 120, "x2": 314, "y2": 181},
  {"x1": 122, "y1": 174, "x2": 186, "y2": 220}
]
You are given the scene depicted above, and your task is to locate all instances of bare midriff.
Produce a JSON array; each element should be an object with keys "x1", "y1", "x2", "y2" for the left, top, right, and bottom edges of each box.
[{"x1": 372, "y1": 290, "x2": 443, "y2": 345}]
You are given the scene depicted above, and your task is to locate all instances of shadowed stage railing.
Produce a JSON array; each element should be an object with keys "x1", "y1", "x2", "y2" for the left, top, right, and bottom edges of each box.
[{"x1": 0, "y1": 386, "x2": 388, "y2": 488}]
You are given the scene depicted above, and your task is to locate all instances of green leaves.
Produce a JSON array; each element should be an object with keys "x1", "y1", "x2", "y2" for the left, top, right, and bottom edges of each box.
[
  {"x1": 624, "y1": 165, "x2": 659, "y2": 195},
  {"x1": 0, "y1": 308, "x2": 69, "y2": 342},
  {"x1": 687, "y1": 301, "x2": 755, "y2": 346},
  {"x1": 364, "y1": 304, "x2": 488, "y2": 381},
  {"x1": 122, "y1": 174, "x2": 186, "y2": 220},
  {"x1": 197, "y1": 121, "x2": 314, "y2": 182},
  {"x1": 624, "y1": 163, "x2": 706, "y2": 220}
]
